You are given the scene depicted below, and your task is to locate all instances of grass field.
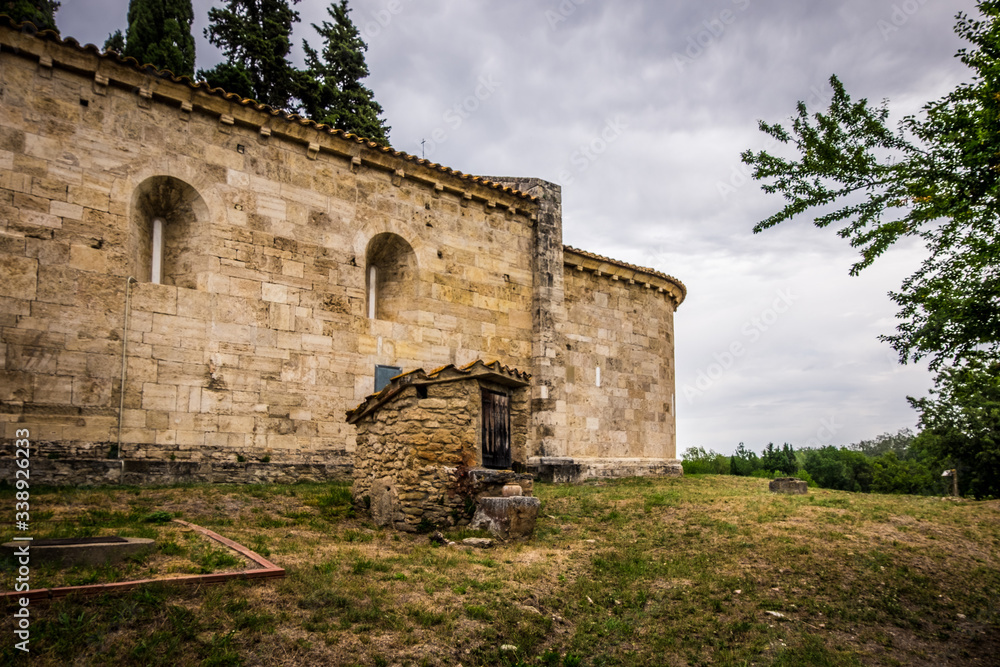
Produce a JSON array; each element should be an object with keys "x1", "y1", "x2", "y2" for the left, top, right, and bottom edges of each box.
[{"x1": 1, "y1": 475, "x2": 998, "y2": 666}]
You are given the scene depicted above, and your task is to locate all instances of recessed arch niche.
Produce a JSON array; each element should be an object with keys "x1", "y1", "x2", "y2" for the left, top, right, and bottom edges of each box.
[
  {"x1": 130, "y1": 176, "x2": 210, "y2": 289},
  {"x1": 365, "y1": 232, "x2": 418, "y2": 323}
]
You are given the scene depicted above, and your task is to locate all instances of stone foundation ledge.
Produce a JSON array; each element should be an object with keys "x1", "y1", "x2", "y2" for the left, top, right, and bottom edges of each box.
[
  {"x1": 0, "y1": 458, "x2": 353, "y2": 486},
  {"x1": 528, "y1": 457, "x2": 683, "y2": 483}
]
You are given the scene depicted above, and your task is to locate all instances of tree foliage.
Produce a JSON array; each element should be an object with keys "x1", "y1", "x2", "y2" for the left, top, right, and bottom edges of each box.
[
  {"x1": 911, "y1": 359, "x2": 1000, "y2": 498},
  {"x1": 2, "y1": 0, "x2": 59, "y2": 32},
  {"x1": 104, "y1": 29, "x2": 125, "y2": 54},
  {"x1": 104, "y1": 0, "x2": 195, "y2": 77},
  {"x1": 742, "y1": 2, "x2": 1000, "y2": 494},
  {"x1": 871, "y1": 452, "x2": 939, "y2": 496},
  {"x1": 803, "y1": 447, "x2": 874, "y2": 493},
  {"x1": 200, "y1": 0, "x2": 303, "y2": 110},
  {"x1": 761, "y1": 442, "x2": 798, "y2": 476},
  {"x1": 683, "y1": 434, "x2": 951, "y2": 496},
  {"x1": 300, "y1": 0, "x2": 390, "y2": 143},
  {"x1": 681, "y1": 446, "x2": 730, "y2": 475},
  {"x1": 742, "y1": 3, "x2": 1000, "y2": 373},
  {"x1": 729, "y1": 442, "x2": 760, "y2": 477},
  {"x1": 848, "y1": 428, "x2": 915, "y2": 458}
]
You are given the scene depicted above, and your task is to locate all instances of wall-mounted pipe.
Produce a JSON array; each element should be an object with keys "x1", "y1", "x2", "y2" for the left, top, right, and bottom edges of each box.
[{"x1": 117, "y1": 276, "x2": 136, "y2": 484}]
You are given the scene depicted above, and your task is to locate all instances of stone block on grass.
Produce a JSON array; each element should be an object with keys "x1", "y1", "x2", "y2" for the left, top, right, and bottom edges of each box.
[
  {"x1": 470, "y1": 496, "x2": 540, "y2": 540},
  {"x1": 769, "y1": 477, "x2": 808, "y2": 495}
]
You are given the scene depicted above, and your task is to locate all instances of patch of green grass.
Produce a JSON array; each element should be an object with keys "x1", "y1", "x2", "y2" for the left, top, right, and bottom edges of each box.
[
  {"x1": 190, "y1": 543, "x2": 243, "y2": 573},
  {"x1": 255, "y1": 514, "x2": 289, "y2": 529},
  {"x1": 407, "y1": 604, "x2": 448, "y2": 627},
  {"x1": 350, "y1": 556, "x2": 391, "y2": 575},
  {"x1": 771, "y1": 634, "x2": 865, "y2": 666},
  {"x1": 203, "y1": 631, "x2": 243, "y2": 667},
  {"x1": 341, "y1": 528, "x2": 374, "y2": 543},
  {"x1": 464, "y1": 604, "x2": 493, "y2": 621},
  {"x1": 643, "y1": 489, "x2": 681, "y2": 511},
  {"x1": 224, "y1": 598, "x2": 275, "y2": 633},
  {"x1": 310, "y1": 484, "x2": 355, "y2": 520}
]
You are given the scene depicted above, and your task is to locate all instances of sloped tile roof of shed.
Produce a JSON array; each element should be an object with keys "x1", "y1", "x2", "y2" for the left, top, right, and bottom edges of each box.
[{"x1": 345, "y1": 360, "x2": 530, "y2": 424}]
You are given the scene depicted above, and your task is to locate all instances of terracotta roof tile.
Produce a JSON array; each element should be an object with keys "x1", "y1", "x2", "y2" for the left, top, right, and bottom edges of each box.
[
  {"x1": 345, "y1": 360, "x2": 530, "y2": 424},
  {"x1": 563, "y1": 245, "x2": 687, "y2": 302}
]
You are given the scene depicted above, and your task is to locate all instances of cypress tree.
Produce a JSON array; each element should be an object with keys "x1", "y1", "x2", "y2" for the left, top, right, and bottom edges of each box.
[
  {"x1": 199, "y1": 0, "x2": 302, "y2": 111},
  {"x1": 300, "y1": 0, "x2": 390, "y2": 143},
  {"x1": 104, "y1": 30, "x2": 125, "y2": 54},
  {"x1": 136, "y1": 0, "x2": 194, "y2": 76},
  {"x1": 2, "y1": 0, "x2": 59, "y2": 32},
  {"x1": 104, "y1": 0, "x2": 195, "y2": 77}
]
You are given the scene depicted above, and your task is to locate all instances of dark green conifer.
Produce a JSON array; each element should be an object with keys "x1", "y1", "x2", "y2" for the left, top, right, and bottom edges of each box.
[
  {"x1": 2, "y1": 0, "x2": 59, "y2": 32},
  {"x1": 107, "y1": 0, "x2": 195, "y2": 77},
  {"x1": 300, "y1": 0, "x2": 390, "y2": 143},
  {"x1": 199, "y1": 0, "x2": 302, "y2": 111},
  {"x1": 103, "y1": 29, "x2": 125, "y2": 53}
]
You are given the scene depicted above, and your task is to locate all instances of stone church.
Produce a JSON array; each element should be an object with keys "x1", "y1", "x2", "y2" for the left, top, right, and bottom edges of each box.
[{"x1": 0, "y1": 19, "x2": 686, "y2": 486}]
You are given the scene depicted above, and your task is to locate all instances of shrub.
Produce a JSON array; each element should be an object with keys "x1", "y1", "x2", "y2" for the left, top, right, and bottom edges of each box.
[
  {"x1": 803, "y1": 446, "x2": 873, "y2": 492},
  {"x1": 870, "y1": 451, "x2": 941, "y2": 495},
  {"x1": 681, "y1": 446, "x2": 730, "y2": 474},
  {"x1": 730, "y1": 442, "x2": 761, "y2": 477}
]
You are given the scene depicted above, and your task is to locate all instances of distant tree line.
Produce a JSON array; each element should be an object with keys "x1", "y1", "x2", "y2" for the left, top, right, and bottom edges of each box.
[
  {"x1": 682, "y1": 428, "x2": 967, "y2": 497},
  {"x1": 4, "y1": 0, "x2": 390, "y2": 143}
]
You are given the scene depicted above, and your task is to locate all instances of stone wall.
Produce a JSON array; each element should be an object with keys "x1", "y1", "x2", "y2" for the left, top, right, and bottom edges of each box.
[
  {"x1": 12, "y1": 458, "x2": 353, "y2": 487},
  {"x1": 0, "y1": 24, "x2": 538, "y2": 484},
  {"x1": 483, "y1": 178, "x2": 569, "y2": 461},
  {"x1": 352, "y1": 380, "x2": 531, "y2": 531},
  {"x1": 557, "y1": 249, "x2": 682, "y2": 473}
]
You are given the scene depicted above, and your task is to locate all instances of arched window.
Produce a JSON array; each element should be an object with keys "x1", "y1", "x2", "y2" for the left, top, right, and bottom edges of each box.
[
  {"x1": 365, "y1": 233, "x2": 417, "y2": 322},
  {"x1": 131, "y1": 176, "x2": 209, "y2": 288}
]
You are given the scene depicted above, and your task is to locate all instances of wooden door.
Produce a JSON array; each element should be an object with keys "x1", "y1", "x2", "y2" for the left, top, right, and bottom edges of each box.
[{"x1": 481, "y1": 389, "x2": 511, "y2": 469}]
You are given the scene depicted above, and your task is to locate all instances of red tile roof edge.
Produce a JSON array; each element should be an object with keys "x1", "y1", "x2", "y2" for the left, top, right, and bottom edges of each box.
[
  {"x1": 563, "y1": 245, "x2": 687, "y2": 302},
  {"x1": 345, "y1": 359, "x2": 530, "y2": 424}
]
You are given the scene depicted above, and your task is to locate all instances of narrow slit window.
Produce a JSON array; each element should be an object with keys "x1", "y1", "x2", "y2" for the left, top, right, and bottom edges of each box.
[
  {"x1": 150, "y1": 216, "x2": 165, "y2": 284},
  {"x1": 368, "y1": 264, "x2": 377, "y2": 319},
  {"x1": 596, "y1": 365, "x2": 601, "y2": 388},
  {"x1": 133, "y1": 176, "x2": 208, "y2": 289}
]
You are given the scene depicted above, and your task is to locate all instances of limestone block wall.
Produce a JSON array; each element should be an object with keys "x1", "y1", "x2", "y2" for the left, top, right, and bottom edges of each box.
[
  {"x1": 482, "y1": 178, "x2": 569, "y2": 460},
  {"x1": 0, "y1": 25, "x2": 538, "y2": 484},
  {"x1": 352, "y1": 381, "x2": 531, "y2": 531},
  {"x1": 561, "y1": 258, "x2": 680, "y2": 462}
]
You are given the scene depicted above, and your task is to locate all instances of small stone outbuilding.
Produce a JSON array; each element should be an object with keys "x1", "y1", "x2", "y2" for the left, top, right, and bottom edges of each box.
[{"x1": 346, "y1": 360, "x2": 534, "y2": 531}]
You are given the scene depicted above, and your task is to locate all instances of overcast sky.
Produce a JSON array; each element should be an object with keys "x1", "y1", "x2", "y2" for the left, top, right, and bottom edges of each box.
[{"x1": 56, "y1": 0, "x2": 981, "y2": 456}]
